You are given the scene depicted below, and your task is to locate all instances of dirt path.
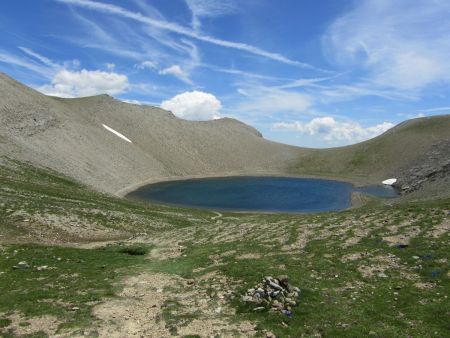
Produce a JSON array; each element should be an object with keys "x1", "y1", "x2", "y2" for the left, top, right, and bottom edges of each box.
[{"x1": 92, "y1": 270, "x2": 256, "y2": 338}]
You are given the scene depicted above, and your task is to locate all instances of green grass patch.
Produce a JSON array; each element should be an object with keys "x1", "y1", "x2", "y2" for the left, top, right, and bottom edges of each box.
[{"x1": 0, "y1": 244, "x2": 148, "y2": 334}]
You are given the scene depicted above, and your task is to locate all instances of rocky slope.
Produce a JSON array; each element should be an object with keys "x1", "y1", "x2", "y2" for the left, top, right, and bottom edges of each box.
[
  {"x1": 288, "y1": 115, "x2": 450, "y2": 196},
  {"x1": 395, "y1": 139, "x2": 450, "y2": 198},
  {"x1": 0, "y1": 72, "x2": 301, "y2": 195}
]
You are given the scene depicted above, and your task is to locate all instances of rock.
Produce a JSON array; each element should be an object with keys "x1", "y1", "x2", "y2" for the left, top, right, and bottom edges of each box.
[
  {"x1": 266, "y1": 331, "x2": 276, "y2": 338},
  {"x1": 267, "y1": 280, "x2": 284, "y2": 291},
  {"x1": 241, "y1": 275, "x2": 300, "y2": 315},
  {"x1": 241, "y1": 295, "x2": 254, "y2": 302},
  {"x1": 272, "y1": 302, "x2": 283, "y2": 310},
  {"x1": 17, "y1": 261, "x2": 30, "y2": 269},
  {"x1": 277, "y1": 275, "x2": 289, "y2": 287},
  {"x1": 281, "y1": 309, "x2": 293, "y2": 317}
]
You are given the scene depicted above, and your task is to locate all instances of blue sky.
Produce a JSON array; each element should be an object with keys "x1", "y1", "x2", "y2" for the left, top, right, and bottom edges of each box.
[{"x1": 1, "y1": 0, "x2": 450, "y2": 147}]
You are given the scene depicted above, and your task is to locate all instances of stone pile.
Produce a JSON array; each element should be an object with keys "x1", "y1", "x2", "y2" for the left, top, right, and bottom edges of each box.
[{"x1": 241, "y1": 275, "x2": 300, "y2": 316}]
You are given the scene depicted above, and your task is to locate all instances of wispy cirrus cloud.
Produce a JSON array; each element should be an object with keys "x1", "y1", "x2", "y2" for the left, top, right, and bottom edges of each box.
[
  {"x1": 185, "y1": 0, "x2": 236, "y2": 31},
  {"x1": 17, "y1": 47, "x2": 60, "y2": 69},
  {"x1": 0, "y1": 47, "x2": 67, "y2": 79},
  {"x1": 55, "y1": 0, "x2": 321, "y2": 69},
  {"x1": 236, "y1": 86, "x2": 313, "y2": 115},
  {"x1": 0, "y1": 51, "x2": 53, "y2": 79},
  {"x1": 420, "y1": 106, "x2": 450, "y2": 113},
  {"x1": 323, "y1": 0, "x2": 450, "y2": 92}
]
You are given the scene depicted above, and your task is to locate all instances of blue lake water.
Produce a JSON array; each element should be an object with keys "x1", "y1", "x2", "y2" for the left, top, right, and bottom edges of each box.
[{"x1": 127, "y1": 176, "x2": 398, "y2": 213}]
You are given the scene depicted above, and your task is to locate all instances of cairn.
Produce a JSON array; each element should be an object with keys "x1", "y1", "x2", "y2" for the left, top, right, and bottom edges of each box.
[{"x1": 241, "y1": 275, "x2": 300, "y2": 316}]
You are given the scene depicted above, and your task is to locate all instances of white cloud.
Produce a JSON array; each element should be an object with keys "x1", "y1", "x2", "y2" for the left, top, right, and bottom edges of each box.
[
  {"x1": 160, "y1": 91, "x2": 221, "y2": 120},
  {"x1": 39, "y1": 69, "x2": 129, "y2": 97},
  {"x1": 324, "y1": 0, "x2": 450, "y2": 91},
  {"x1": 159, "y1": 65, "x2": 191, "y2": 84},
  {"x1": 105, "y1": 62, "x2": 115, "y2": 70},
  {"x1": 135, "y1": 60, "x2": 158, "y2": 70},
  {"x1": 274, "y1": 117, "x2": 394, "y2": 143}
]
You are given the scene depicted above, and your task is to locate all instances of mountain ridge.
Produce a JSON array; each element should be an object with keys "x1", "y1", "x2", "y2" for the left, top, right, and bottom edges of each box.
[{"x1": 1, "y1": 72, "x2": 449, "y2": 198}]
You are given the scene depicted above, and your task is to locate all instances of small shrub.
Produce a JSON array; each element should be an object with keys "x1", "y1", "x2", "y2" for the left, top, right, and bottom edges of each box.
[
  {"x1": 118, "y1": 246, "x2": 148, "y2": 256},
  {"x1": 0, "y1": 318, "x2": 11, "y2": 328}
]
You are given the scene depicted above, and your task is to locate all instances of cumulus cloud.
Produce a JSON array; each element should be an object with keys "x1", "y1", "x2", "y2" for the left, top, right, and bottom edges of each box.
[
  {"x1": 160, "y1": 91, "x2": 221, "y2": 120},
  {"x1": 323, "y1": 0, "x2": 450, "y2": 91},
  {"x1": 273, "y1": 117, "x2": 394, "y2": 143},
  {"x1": 159, "y1": 65, "x2": 191, "y2": 84},
  {"x1": 39, "y1": 69, "x2": 129, "y2": 97}
]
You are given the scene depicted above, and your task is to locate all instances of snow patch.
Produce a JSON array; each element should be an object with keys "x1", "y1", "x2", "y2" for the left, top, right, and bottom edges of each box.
[
  {"x1": 102, "y1": 124, "x2": 132, "y2": 143},
  {"x1": 382, "y1": 178, "x2": 397, "y2": 185}
]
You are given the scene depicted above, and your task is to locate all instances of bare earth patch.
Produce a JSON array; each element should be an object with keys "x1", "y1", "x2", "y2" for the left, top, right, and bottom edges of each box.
[
  {"x1": 236, "y1": 252, "x2": 262, "y2": 260},
  {"x1": 382, "y1": 226, "x2": 421, "y2": 246},
  {"x1": 358, "y1": 254, "x2": 419, "y2": 280},
  {"x1": 93, "y1": 271, "x2": 256, "y2": 338},
  {"x1": 427, "y1": 219, "x2": 450, "y2": 238},
  {"x1": 2, "y1": 312, "x2": 60, "y2": 337}
]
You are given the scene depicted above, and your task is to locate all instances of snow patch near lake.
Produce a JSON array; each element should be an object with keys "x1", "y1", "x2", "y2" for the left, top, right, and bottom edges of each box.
[
  {"x1": 382, "y1": 178, "x2": 397, "y2": 185},
  {"x1": 102, "y1": 124, "x2": 132, "y2": 143}
]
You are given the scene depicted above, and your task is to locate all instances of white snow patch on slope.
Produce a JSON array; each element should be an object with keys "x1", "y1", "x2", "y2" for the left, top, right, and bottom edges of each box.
[
  {"x1": 102, "y1": 124, "x2": 132, "y2": 143},
  {"x1": 382, "y1": 178, "x2": 397, "y2": 185}
]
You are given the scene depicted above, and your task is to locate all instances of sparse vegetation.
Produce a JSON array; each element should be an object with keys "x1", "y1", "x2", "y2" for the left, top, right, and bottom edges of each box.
[
  {"x1": 1, "y1": 158, "x2": 449, "y2": 337},
  {"x1": 117, "y1": 245, "x2": 149, "y2": 256}
]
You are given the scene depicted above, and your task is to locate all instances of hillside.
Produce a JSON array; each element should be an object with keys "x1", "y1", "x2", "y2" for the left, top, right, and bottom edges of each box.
[
  {"x1": 1, "y1": 73, "x2": 450, "y2": 337},
  {"x1": 0, "y1": 72, "x2": 301, "y2": 195},
  {"x1": 0, "y1": 155, "x2": 449, "y2": 337},
  {"x1": 289, "y1": 116, "x2": 450, "y2": 177},
  {"x1": 1, "y1": 72, "x2": 450, "y2": 198}
]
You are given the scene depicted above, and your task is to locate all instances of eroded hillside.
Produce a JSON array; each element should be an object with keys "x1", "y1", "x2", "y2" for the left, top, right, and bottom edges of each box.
[{"x1": 2, "y1": 72, "x2": 450, "y2": 199}]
